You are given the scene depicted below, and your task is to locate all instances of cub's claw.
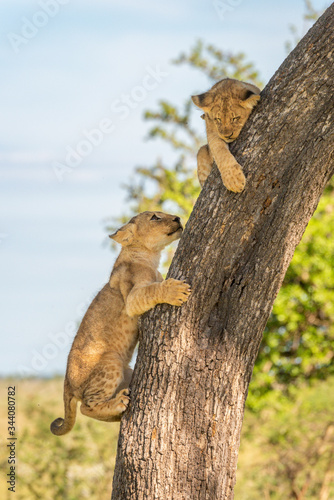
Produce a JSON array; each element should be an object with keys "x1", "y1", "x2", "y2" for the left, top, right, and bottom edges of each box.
[{"x1": 163, "y1": 278, "x2": 191, "y2": 306}]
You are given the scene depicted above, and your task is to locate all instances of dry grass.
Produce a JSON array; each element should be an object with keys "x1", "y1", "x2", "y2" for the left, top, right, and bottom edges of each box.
[{"x1": 1, "y1": 376, "x2": 333, "y2": 499}]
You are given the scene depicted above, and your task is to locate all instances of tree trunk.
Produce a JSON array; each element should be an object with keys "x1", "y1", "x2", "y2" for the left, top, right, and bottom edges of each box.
[{"x1": 112, "y1": 6, "x2": 334, "y2": 499}]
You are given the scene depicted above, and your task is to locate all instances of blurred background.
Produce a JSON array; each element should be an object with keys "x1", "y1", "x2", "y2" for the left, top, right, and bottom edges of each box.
[{"x1": 1, "y1": 1, "x2": 333, "y2": 499}]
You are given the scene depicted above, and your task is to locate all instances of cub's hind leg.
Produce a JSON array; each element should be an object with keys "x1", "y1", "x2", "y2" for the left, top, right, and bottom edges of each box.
[
  {"x1": 80, "y1": 353, "x2": 130, "y2": 422},
  {"x1": 197, "y1": 145, "x2": 213, "y2": 187}
]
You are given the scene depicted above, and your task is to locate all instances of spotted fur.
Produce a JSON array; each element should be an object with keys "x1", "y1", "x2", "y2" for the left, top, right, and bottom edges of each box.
[{"x1": 51, "y1": 211, "x2": 190, "y2": 435}]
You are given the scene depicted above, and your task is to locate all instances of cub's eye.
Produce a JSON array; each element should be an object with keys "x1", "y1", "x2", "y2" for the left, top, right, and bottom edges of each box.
[
  {"x1": 215, "y1": 117, "x2": 221, "y2": 123},
  {"x1": 150, "y1": 214, "x2": 161, "y2": 221},
  {"x1": 232, "y1": 116, "x2": 240, "y2": 122}
]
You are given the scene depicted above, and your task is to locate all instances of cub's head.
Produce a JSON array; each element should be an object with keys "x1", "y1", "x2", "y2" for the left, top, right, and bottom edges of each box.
[
  {"x1": 109, "y1": 211, "x2": 183, "y2": 251},
  {"x1": 192, "y1": 78, "x2": 261, "y2": 143}
]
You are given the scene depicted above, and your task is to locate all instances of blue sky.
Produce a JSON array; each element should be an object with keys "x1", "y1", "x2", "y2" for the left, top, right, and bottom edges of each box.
[{"x1": 0, "y1": 0, "x2": 327, "y2": 376}]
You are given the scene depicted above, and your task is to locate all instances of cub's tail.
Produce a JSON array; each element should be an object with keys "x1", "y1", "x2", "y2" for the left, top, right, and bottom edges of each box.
[{"x1": 50, "y1": 380, "x2": 78, "y2": 436}]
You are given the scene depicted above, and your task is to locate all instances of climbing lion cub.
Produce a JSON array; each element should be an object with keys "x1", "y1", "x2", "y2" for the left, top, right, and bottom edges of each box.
[
  {"x1": 192, "y1": 78, "x2": 261, "y2": 192},
  {"x1": 51, "y1": 211, "x2": 190, "y2": 436}
]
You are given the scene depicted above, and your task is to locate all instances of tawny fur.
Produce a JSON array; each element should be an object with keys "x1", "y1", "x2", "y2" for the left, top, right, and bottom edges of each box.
[
  {"x1": 192, "y1": 78, "x2": 261, "y2": 192},
  {"x1": 50, "y1": 211, "x2": 190, "y2": 436}
]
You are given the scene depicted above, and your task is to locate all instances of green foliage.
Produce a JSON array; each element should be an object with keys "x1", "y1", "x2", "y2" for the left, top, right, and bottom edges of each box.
[
  {"x1": 235, "y1": 377, "x2": 334, "y2": 499},
  {"x1": 248, "y1": 180, "x2": 334, "y2": 411},
  {"x1": 285, "y1": 0, "x2": 326, "y2": 54},
  {"x1": 173, "y1": 39, "x2": 263, "y2": 87}
]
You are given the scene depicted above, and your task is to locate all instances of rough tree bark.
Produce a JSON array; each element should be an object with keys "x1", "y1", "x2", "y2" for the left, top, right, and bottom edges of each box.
[{"x1": 112, "y1": 6, "x2": 334, "y2": 500}]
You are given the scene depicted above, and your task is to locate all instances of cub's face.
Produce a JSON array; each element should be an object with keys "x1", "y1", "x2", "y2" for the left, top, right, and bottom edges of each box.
[
  {"x1": 192, "y1": 78, "x2": 261, "y2": 143},
  {"x1": 133, "y1": 211, "x2": 183, "y2": 250},
  {"x1": 206, "y1": 96, "x2": 254, "y2": 143},
  {"x1": 110, "y1": 211, "x2": 183, "y2": 251}
]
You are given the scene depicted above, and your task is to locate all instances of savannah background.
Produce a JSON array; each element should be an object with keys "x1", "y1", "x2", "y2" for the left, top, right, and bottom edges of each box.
[{"x1": 1, "y1": 1, "x2": 334, "y2": 499}]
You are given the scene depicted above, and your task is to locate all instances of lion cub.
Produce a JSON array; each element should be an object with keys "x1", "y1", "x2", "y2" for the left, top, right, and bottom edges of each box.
[
  {"x1": 51, "y1": 211, "x2": 190, "y2": 435},
  {"x1": 192, "y1": 78, "x2": 261, "y2": 192}
]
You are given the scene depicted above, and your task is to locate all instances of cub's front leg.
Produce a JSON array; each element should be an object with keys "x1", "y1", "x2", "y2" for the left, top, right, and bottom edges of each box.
[
  {"x1": 206, "y1": 117, "x2": 246, "y2": 193},
  {"x1": 197, "y1": 144, "x2": 213, "y2": 187},
  {"x1": 126, "y1": 278, "x2": 191, "y2": 317}
]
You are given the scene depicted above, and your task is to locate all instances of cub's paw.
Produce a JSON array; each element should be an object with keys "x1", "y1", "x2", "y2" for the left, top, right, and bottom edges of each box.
[
  {"x1": 115, "y1": 389, "x2": 130, "y2": 413},
  {"x1": 221, "y1": 163, "x2": 246, "y2": 193},
  {"x1": 162, "y1": 278, "x2": 191, "y2": 307},
  {"x1": 198, "y1": 163, "x2": 213, "y2": 188}
]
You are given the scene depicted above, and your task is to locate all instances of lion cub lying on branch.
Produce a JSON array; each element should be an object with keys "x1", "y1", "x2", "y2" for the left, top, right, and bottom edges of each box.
[
  {"x1": 51, "y1": 211, "x2": 190, "y2": 436},
  {"x1": 192, "y1": 78, "x2": 261, "y2": 192}
]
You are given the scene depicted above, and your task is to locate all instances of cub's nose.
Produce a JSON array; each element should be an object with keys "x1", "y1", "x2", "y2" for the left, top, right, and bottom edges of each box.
[{"x1": 173, "y1": 216, "x2": 181, "y2": 224}]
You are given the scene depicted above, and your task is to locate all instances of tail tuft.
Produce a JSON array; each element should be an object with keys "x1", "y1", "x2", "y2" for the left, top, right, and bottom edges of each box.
[
  {"x1": 50, "y1": 382, "x2": 77, "y2": 436},
  {"x1": 50, "y1": 417, "x2": 67, "y2": 435}
]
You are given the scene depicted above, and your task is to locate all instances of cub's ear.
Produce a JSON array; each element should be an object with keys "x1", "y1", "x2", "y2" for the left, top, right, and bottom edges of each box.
[
  {"x1": 109, "y1": 222, "x2": 135, "y2": 246},
  {"x1": 191, "y1": 92, "x2": 214, "y2": 112},
  {"x1": 240, "y1": 82, "x2": 261, "y2": 110}
]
